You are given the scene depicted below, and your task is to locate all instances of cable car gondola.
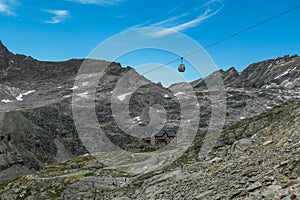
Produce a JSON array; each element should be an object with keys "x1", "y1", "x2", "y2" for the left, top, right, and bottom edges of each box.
[{"x1": 178, "y1": 57, "x2": 185, "y2": 73}]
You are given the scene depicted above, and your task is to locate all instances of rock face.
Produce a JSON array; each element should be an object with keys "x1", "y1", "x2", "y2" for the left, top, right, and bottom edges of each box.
[
  {"x1": 0, "y1": 41, "x2": 299, "y2": 199},
  {"x1": 230, "y1": 55, "x2": 300, "y2": 89}
]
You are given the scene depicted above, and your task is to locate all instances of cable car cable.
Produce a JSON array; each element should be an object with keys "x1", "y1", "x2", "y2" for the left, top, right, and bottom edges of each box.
[{"x1": 141, "y1": 4, "x2": 300, "y2": 75}]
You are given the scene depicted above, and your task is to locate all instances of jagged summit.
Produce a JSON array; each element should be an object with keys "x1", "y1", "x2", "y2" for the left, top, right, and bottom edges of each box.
[
  {"x1": 0, "y1": 40, "x2": 13, "y2": 57},
  {"x1": 189, "y1": 66, "x2": 239, "y2": 90},
  {"x1": 225, "y1": 66, "x2": 238, "y2": 75},
  {"x1": 0, "y1": 41, "x2": 14, "y2": 70},
  {"x1": 229, "y1": 54, "x2": 300, "y2": 88},
  {"x1": 184, "y1": 54, "x2": 300, "y2": 90},
  {"x1": 0, "y1": 40, "x2": 6, "y2": 49}
]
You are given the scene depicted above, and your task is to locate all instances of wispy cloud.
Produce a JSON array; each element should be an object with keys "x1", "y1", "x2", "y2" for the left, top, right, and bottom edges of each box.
[
  {"x1": 126, "y1": 20, "x2": 152, "y2": 30},
  {"x1": 149, "y1": 13, "x2": 188, "y2": 27},
  {"x1": 202, "y1": 0, "x2": 222, "y2": 8},
  {"x1": 0, "y1": 2, "x2": 13, "y2": 15},
  {"x1": 131, "y1": 0, "x2": 223, "y2": 37},
  {"x1": 66, "y1": 0, "x2": 124, "y2": 6},
  {"x1": 0, "y1": 0, "x2": 18, "y2": 16},
  {"x1": 152, "y1": 7, "x2": 222, "y2": 37},
  {"x1": 44, "y1": 10, "x2": 70, "y2": 24}
]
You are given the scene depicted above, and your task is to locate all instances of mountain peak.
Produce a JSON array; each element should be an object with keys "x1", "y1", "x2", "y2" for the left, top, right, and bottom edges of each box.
[
  {"x1": 0, "y1": 40, "x2": 6, "y2": 48},
  {"x1": 0, "y1": 40, "x2": 12, "y2": 55},
  {"x1": 229, "y1": 54, "x2": 300, "y2": 88},
  {"x1": 227, "y1": 66, "x2": 238, "y2": 73}
]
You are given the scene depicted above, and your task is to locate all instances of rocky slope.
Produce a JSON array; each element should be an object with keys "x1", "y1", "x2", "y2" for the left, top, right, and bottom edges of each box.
[{"x1": 0, "y1": 99, "x2": 299, "y2": 199}]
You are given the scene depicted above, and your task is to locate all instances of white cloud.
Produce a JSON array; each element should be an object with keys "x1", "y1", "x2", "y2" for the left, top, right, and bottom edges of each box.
[
  {"x1": 44, "y1": 10, "x2": 70, "y2": 24},
  {"x1": 0, "y1": 2, "x2": 12, "y2": 15},
  {"x1": 0, "y1": 0, "x2": 18, "y2": 16},
  {"x1": 131, "y1": 0, "x2": 223, "y2": 38},
  {"x1": 149, "y1": 13, "x2": 188, "y2": 27},
  {"x1": 152, "y1": 7, "x2": 222, "y2": 37},
  {"x1": 202, "y1": 0, "x2": 222, "y2": 7},
  {"x1": 66, "y1": 0, "x2": 124, "y2": 6}
]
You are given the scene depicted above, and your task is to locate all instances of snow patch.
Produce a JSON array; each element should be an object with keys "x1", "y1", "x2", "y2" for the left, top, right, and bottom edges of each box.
[
  {"x1": 16, "y1": 90, "x2": 35, "y2": 101},
  {"x1": 82, "y1": 82, "x2": 89, "y2": 86},
  {"x1": 1, "y1": 99, "x2": 14, "y2": 103},
  {"x1": 63, "y1": 95, "x2": 71, "y2": 98},
  {"x1": 275, "y1": 69, "x2": 291, "y2": 79},
  {"x1": 117, "y1": 92, "x2": 132, "y2": 101},
  {"x1": 16, "y1": 96, "x2": 23, "y2": 101},
  {"x1": 23, "y1": 90, "x2": 35, "y2": 96},
  {"x1": 133, "y1": 116, "x2": 141, "y2": 122},
  {"x1": 164, "y1": 94, "x2": 171, "y2": 98},
  {"x1": 76, "y1": 92, "x2": 89, "y2": 98},
  {"x1": 70, "y1": 86, "x2": 79, "y2": 90},
  {"x1": 291, "y1": 66, "x2": 298, "y2": 72},
  {"x1": 57, "y1": 86, "x2": 63, "y2": 89},
  {"x1": 240, "y1": 117, "x2": 246, "y2": 120},
  {"x1": 174, "y1": 92, "x2": 186, "y2": 96}
]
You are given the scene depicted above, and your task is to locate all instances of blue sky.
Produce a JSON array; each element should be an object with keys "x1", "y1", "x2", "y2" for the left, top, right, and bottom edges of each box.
[{"x1": 0, "y1": 0, "x2": 299, "y2": 86}]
